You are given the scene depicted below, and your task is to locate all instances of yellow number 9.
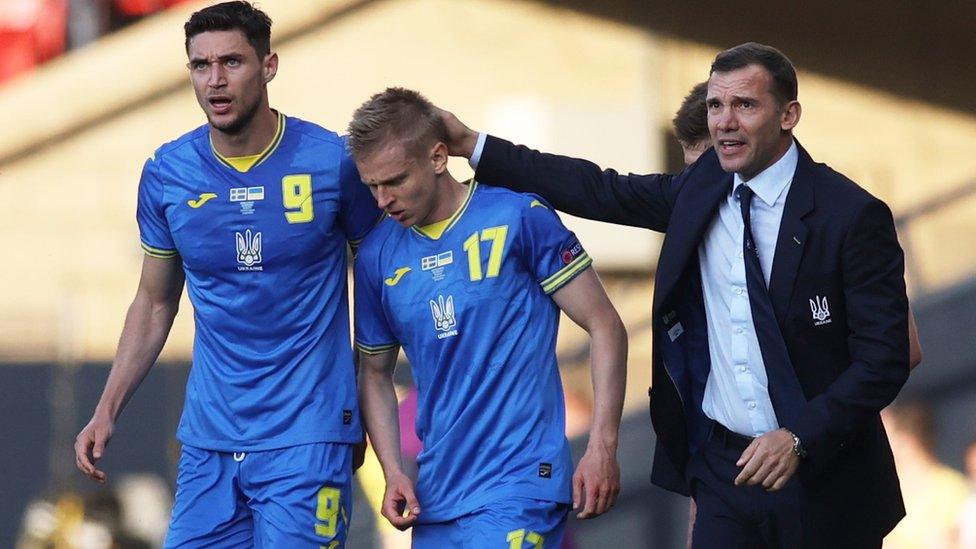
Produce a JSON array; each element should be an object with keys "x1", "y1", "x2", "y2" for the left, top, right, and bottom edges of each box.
[
  {"x1": 282, "y1": 174, "x2": 314, "y2": 223},
  {"x1": 315, "y1": 486, "x2": 342, "y2": 539}
]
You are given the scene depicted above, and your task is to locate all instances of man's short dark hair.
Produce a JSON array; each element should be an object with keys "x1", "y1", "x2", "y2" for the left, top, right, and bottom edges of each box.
[
  {"x1": 347, "y1": 87, "x2": 448, "y2": 160},
  {"x1": 672, "y1": 81, "x2": 709, "y2": 146},
  {"x1": 184, "y1": 1, "x2": 272, "y2": 59},
  {"x1": 710, "y1": 42, "x2": 797, "y2": 105}
]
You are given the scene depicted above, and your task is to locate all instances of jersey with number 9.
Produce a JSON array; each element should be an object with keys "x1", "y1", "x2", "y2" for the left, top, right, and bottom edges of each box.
[{"x1": 137, "y1": 113, "x2": 381, "y2": 451}]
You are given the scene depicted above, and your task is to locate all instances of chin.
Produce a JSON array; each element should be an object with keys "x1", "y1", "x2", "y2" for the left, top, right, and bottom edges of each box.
[
  {"x1": 209, "y1": 115, "x2": 245, "y2": 134},
  {"x1": 718, "y1": 159, "x2": 740, "y2": 174}
]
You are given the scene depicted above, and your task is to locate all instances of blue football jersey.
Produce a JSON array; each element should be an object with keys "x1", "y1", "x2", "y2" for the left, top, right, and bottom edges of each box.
[
  {"x1": 354, "y1": 182, "x2": 592, "y2": 522},
  {"x1": 136, "y1": 112, "x2": 381, "y2": 451}
]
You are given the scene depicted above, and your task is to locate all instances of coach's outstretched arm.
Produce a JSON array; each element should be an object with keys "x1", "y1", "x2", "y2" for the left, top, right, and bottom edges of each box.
[
  {"x1": 75, "y1": 255, "x2": 184, "y2": 483},
  {"x1": 358, "y1": 349, "x2": 422, "y2": 530},
  {"x1": 552, "y1": 268, "x2": 628, "y2": 519},
  {"x1": 437, "y1": 108, "x2": 700, "y2": 232}
]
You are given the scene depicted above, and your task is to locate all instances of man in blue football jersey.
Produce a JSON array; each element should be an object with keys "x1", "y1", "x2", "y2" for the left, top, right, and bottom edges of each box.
[
  {"x1": 348, "y1": 88, "x2": 628, "y2": 547},
  {"x1": 73, "y1": 2, "x2": 380, "y2": 547}
]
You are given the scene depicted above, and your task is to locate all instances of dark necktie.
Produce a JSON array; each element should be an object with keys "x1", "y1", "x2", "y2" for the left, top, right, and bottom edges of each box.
[{"x1": 737, "y1": 185, "x2": 806, "y2": 428}]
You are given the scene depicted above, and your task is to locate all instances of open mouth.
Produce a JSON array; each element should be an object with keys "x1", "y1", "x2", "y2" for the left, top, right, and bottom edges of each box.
[
  {"x1": 208, "y1": 96, "x2": 232, "y2": 114},
  {"x1": 718, "y1": 139, "x2": 745, "y2": 153}
]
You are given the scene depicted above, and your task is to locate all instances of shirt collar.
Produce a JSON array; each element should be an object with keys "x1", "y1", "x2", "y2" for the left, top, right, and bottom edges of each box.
[{"x1": 733, "y1": 139, "x2": 797, "y2": 207}]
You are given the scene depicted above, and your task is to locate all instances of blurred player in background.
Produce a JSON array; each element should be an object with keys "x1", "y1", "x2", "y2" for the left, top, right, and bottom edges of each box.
[
  {"x1": 960, "y1": 437, "x2": 976, "y2": 549},
  {"x1": 349, "y1": 88, "x2": 627, "y2": 548},
  {"x1": 673, "y1": 81, "x2": 711, "y2": 166},
  {"x1": 882, "y1": 401, "x2": 969, "y2": 549},
  {"x1": 73, "y1": 2, "x2": 379, "y2": 547}
]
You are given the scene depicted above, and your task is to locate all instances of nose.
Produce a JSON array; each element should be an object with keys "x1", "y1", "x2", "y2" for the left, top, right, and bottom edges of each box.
[
  {"x1": 208, "y1": 63, "x2": 226, "y2": 88},
  {"x1": 374, "y1": 186, "x2": 394, "y2": 210},
  {"x1": 714, "y1": 106, "x2": 737, "y2": 133}
]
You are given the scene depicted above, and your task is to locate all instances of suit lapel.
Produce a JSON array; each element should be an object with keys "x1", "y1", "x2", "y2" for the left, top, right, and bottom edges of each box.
[
  {"x1": 768, "y1": 144, "x2": 816, "y2": 326},
  {"x1": 654, "y1": 159, "x2": 732, "y2": 315}
]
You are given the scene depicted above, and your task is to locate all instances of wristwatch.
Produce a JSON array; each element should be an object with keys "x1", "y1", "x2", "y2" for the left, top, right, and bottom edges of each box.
[{"x1": 789, "y1": 431, "x2": 808, "y2": 459}]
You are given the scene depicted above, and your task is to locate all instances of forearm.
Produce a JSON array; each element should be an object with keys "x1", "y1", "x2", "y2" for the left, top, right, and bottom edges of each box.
[
  {"x1": 359, "y1": 364, "x2": 405, "y2": 478},
  {"x1": 477, "y1": 136, "x2": 674, "y2": 230},
  {"x1": 94, "y1": 294, "x2": 178, "y2": 421},
  {"x1": 586, "y1": 314, "x2": 628, "y2": 448}
]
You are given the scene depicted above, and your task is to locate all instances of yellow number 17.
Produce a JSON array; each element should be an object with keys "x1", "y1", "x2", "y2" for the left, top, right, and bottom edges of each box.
[{"x1": 463, "y1": 225, "x2": 508, "y2": 281}]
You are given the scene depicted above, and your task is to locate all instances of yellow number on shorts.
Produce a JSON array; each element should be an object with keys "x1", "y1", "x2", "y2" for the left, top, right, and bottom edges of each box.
[
  {"x1": 282, "y1": 174, "x2": 314, "y2": 223},
  {"x1": 462, "y1": 225, "x2": 508, "y2": 281},
  {"x1": 315, "y1": 486, "x2": 342, "y2": 539},
  {"x1": 507, "y1": 528, "x2": 544, "y2": 549}
]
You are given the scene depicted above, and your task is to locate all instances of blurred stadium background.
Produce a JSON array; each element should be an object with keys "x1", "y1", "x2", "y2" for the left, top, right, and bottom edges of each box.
[{"x1": 1, "y1": 0, "x2": 975, "y2": 547}]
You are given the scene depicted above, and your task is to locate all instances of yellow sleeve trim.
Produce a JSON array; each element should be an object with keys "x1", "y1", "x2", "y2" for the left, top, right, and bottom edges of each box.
[
  {"x1": 541, "y1": 252, "x2": 592, "y2": 294},
  {"x1": 356, "y1": 342, "x2": 399, "y2": 355},
  {"x1": 141, "y1": 243, "x2": 178, "y2": 258}
]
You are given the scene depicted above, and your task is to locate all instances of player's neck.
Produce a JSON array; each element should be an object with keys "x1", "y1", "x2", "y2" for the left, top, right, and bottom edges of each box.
[
  {"x1": 209, "y1": 106, "x2": 279, "y2": 158},
  {"x1": 421, "y1": 172, "x2": 467, "y2": 226}
]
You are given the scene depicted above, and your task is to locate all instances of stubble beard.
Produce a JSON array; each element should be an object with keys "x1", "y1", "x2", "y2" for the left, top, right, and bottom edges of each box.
[{"x1": 209, "y1": 94, "x2": 262, "y2": 137}]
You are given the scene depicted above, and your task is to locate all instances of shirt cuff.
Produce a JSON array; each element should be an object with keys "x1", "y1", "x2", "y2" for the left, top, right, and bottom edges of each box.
[{"x1": 468, "y1": 132, "x2": 487, "y2": 171}]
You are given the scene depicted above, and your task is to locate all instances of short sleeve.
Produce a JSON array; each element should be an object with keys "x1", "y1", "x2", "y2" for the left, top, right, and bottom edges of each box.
[
  {"x1": 354, "y1": 246, "x2": 399, "y2": 355},
  {"x1": 517, "y1": 196, "x2": 593, "y2": 295},
  {"x1": 338, "y1": 140, "x2": 383, "y2": 247},
  {"x1": 136, "y1": 156, "x2": 177, "y2": 258}
]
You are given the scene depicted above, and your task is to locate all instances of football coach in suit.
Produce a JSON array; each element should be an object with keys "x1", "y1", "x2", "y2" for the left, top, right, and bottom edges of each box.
[{"x1": 437, "y1": 43, "x2": 910, "y2": 548}]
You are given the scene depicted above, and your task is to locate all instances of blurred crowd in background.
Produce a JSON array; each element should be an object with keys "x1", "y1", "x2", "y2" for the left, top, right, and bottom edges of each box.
[{"x1": 0, "y1": 0, "x2": 191, "y2": 83}]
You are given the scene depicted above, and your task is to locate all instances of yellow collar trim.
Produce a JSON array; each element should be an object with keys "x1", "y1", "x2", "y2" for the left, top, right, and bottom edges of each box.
[
  {"x1": 210, "y1": 111, "x2": 286, "y2": 173},
  {"x1": 416, "y1": 217, "x2": 451, "y2": 239},
  {"x1": 411, "y1": 179, "x2": 478, "y2": 240}
]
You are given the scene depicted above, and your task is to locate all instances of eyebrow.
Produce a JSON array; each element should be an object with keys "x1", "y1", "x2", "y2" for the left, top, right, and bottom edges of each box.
[
  {"x1": 366, "y1": 170, "x2": 409, "y2": 187},
  {"x1": 188, "y1": 53, "x2": 244, "y2": 65},
  {"x1": 706, "y1": 94, "x2": 758, "y2": 104}
]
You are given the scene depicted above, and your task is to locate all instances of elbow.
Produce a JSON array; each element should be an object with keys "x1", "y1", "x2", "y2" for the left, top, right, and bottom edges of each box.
[
  {"x1": 599, "y1": 309, "x2": 629, "y2": 357},
  {"x1": 152, "y1": 299, "x2": 180, "y2": 324}
]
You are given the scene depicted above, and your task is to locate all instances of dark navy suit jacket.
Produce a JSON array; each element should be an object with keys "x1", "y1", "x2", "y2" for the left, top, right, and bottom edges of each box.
[{"x1": 475, "y1": 135, "x2": 910, "y2": 542}]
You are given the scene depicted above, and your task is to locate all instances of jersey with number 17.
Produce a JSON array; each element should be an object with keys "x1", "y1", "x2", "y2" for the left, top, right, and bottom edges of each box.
[
  {"x1": 354, "y1": 182, "x2": 593, "y2": 523},
  {"x1": 136, "y1": 113, "x2": 381, "y2": 452}
]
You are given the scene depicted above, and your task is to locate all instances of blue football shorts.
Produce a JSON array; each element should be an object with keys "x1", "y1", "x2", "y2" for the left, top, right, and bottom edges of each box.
[
  {"x1": 412, "y1": 497, "x2": 569, "y2": 548},
  {"x1": 164, "y1": 442, "x2": 353, "y2": 548}
]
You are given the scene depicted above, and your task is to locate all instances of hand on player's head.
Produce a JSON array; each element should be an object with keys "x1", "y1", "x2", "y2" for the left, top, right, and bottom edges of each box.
[{"x1": 433, "y1": 107, "x2": 478, "y2": 159}]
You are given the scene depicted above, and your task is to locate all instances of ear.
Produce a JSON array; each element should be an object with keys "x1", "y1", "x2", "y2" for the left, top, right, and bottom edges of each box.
[
  {"x1": 431, "y1": 141, "x2": 449, "y2": 175},
  {"x1": 263, "y1": 52, "x2": 278, "y2": 84},
  {"x1": 781, "y1": 100, "x2": 801, "y2": 131}
]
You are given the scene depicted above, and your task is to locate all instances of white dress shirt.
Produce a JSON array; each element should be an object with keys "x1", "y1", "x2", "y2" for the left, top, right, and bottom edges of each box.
[{"x1": 700, "y1": 141, "x2": 797, "y2": 436}]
